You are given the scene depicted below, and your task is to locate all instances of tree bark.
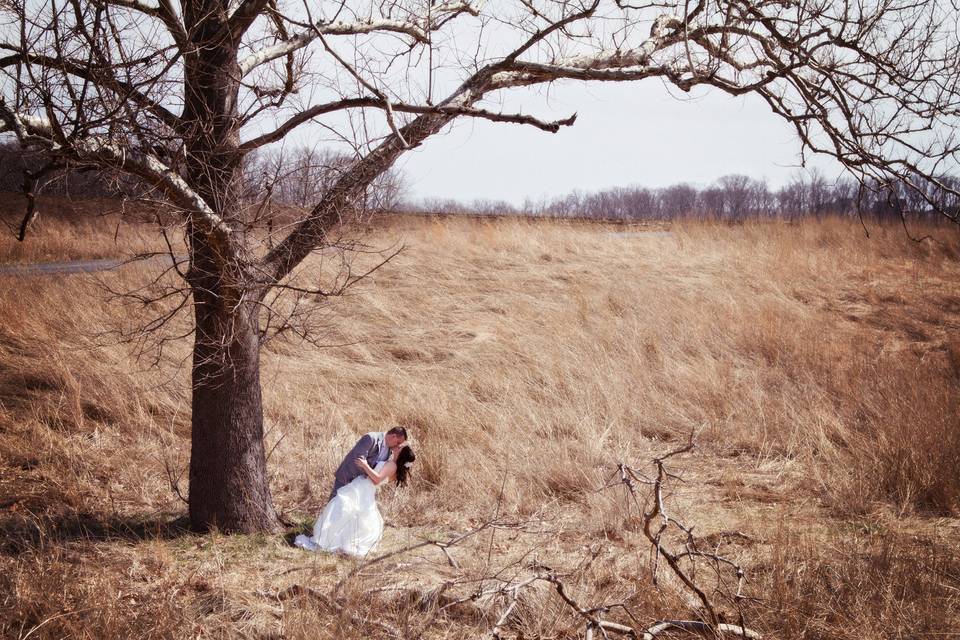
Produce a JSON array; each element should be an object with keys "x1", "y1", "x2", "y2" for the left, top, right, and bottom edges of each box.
[
  {"x1": 180, "y1": 1, "x2": 279, "y2": 532},
  {"x1": 187, "y1": 265, "x2": 279, "y2": 533}
]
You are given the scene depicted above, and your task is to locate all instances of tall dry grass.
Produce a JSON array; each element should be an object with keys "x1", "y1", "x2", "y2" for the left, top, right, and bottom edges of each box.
[
  {"x1": 1, "y1": 208, "x2": 958, "y2": 638},
  {"x1": 751, "y1": 526, "x2": 960, "y2": 639},
  {"x1": 0, "y1": 195, "x2": 168, "y2": 263}
]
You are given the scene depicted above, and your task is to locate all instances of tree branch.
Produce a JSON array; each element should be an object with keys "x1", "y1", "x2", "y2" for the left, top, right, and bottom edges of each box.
[
  {"x1": 0, "y1": 107, "x2": 234, "y2": 259},
  {"x1": 0, "y1": 50, "x2": 181, "y2": 129},
  {"x1": 239, "y1": 98, "x2": 576, "y2": 151},
  {"x1": 91, "y1": 0, "x2": 187, "y2": 46},
  {"x1": 238, "y1": 1, "x2": 479, "y2": 76}
]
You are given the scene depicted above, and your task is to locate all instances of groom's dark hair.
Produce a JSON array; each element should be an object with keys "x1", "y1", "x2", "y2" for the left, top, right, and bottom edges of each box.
[{"x1": 386, "y1": 426, "x2": 408, "y2": 440}]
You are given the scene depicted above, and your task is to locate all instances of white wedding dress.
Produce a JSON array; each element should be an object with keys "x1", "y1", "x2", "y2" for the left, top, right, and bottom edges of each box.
[{"x1": 294, "y1": 461, "x2": 385, "y2": 557}]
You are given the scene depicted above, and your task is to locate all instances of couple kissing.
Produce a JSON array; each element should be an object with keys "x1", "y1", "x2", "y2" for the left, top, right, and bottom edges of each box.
[{"x1": 295, "y1": 427, "x2": 416, "y2": 556}]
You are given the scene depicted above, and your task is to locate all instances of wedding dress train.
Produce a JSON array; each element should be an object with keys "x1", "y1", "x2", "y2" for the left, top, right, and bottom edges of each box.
[{"x1": 294, "y1": 461, "x2": 385, "y2": 556}]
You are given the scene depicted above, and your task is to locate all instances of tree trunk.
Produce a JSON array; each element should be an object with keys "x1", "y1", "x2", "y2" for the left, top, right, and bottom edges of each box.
[
  {"x1": 180, "y1": 3, "x2": 279, "y2": 532},
  {"x1": 187, "y1": 265, "x2": 279, "y2": 533}
]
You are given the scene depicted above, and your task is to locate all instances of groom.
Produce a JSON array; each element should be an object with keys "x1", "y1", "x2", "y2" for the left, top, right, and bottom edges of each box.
[{"x1": 329, "y1": 426, "x2": 408, "y2": 499}]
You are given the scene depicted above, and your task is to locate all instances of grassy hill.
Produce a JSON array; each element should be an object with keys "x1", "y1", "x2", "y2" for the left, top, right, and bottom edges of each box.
[{"x1": 1, "y1": 202, "x2": 958, "y2": 638}]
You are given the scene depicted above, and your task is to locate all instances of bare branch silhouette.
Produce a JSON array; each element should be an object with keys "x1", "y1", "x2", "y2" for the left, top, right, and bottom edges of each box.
[{"x1": 2, "y1": 0, "x2": 957, "y2": 532}]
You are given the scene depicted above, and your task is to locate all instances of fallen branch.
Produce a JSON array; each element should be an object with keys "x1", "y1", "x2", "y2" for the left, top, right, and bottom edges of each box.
[
  {"x1": 258, "y1": 440, "x2": 763, "y2": 639},
  {"x1": 612, "y1": 433, "x2": 763, "y2": 640},
  {"x1": 641, "y1": 620, "x2": 763, "y2": 639},
  {"x1": 331, "y1": 517, "x2": 529, "y2": 599}
]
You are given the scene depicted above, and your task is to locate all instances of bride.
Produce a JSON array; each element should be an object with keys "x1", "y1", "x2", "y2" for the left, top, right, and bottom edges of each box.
[{"x1": 295, "y1": 442, "x2": 416, "y2": 556}]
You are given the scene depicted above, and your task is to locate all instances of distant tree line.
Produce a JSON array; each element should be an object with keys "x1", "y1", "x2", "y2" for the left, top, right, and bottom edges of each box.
[
  {"x1": 242, "y1": 146, "x2": 406, "y2": 214},
  {"x1": 414, "y1": 170, "x2": 960, "y2": 223},
  {"x1": 0, "y1": 141, "x2": 405, "y2": 214},
  {"x1": 3, "y1": 140, "x2": 955, "y2": 224},
  {"x1": 0, "y1": 141, "x2": 119, "y2": 198}
]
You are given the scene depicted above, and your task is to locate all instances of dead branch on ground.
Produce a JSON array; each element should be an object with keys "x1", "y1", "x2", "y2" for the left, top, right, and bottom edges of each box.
[{"x1": 259, "y1": 436, "x2": 762, "y2": 638}]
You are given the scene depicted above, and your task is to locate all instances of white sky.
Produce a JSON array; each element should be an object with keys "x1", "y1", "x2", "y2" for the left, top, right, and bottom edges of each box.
[{"x1": 397, "y1": 78, "x2": 841, "y2": 206}]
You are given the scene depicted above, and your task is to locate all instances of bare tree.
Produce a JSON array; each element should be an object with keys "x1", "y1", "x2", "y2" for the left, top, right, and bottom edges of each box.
[
  {"x1": 717, "y1": 174, "x2": 755, "y2": 220},
  {"x1": 248, "y1": 146, "x2": 406, "y2": 211},
  {"x1": 659, "y1": 183, "x2": 698, "y2": 218},
  {"x1": 1, "y1": 0, "x2": 958, "y2": 533},
  {"x1": 700, "y1": 184, "x2": 727, "y2": 218}
]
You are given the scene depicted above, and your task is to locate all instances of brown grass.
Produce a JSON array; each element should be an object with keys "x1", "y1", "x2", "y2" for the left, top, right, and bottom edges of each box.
[
  {"x1": 0, "y1": 195, "x2": 168, "y2": 263},
  {"x1": 1, "y1": 206, "x2": 958, "y2": 638}
]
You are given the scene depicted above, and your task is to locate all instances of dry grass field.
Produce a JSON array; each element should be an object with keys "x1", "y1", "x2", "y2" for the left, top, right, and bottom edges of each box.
[{"x1": 1, "y1": 198, "x2": 959, "y2": 639}]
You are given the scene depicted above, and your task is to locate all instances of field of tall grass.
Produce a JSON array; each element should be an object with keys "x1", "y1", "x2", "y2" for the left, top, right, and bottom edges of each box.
[{"x1": 1, "y1": 199, "x2": 958, "y2": 638}]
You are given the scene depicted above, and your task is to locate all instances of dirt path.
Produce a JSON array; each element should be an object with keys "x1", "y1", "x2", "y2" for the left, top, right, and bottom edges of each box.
[{"x1": 0, "y1": 254, "x2": 183, "y2": 275}]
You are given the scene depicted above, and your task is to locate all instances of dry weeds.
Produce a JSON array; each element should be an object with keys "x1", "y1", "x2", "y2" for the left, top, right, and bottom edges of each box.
[
  {"x1": 0, "y1": 195, "x2": 168, "y2": 263},
  {"x1": 1, "y1": 208, "x2": 958, "y2": 638}
]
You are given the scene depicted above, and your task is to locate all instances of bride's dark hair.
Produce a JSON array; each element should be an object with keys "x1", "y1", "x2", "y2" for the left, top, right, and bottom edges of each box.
[{"x1": 395, "y1": 446, "x2": 416, "y2": 486}]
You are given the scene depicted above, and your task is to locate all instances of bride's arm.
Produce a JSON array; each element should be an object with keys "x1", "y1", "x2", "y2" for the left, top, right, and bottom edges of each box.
[{"x1": 356, "y1": 458, "x2": 397, "y2": 485}]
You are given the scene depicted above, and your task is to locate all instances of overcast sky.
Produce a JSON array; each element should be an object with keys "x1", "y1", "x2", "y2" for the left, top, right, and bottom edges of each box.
[{"x1": 397, "y1": 78, "x2": 841, "y2": 206}]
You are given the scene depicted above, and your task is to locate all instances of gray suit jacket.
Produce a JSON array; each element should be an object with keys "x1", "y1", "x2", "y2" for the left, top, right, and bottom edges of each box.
[{"x1": 330, "y1": 431, "x2": 389, "y2": 499}]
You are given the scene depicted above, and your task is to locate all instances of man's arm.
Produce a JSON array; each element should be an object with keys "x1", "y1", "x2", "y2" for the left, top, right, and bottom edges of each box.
[{"x1": 339, "y1": 433, "x2": 375, "y2": 471}]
